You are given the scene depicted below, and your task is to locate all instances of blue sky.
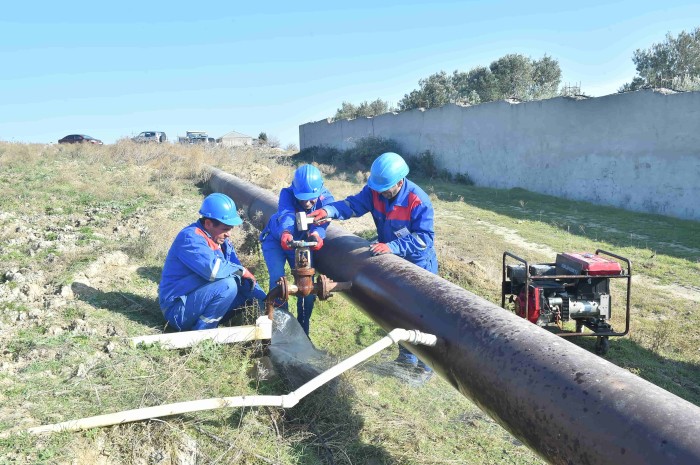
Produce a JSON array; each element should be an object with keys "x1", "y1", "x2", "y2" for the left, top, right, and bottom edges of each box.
[{"x1": 1, "y1": 1, "x2": 699, "y2": 146}]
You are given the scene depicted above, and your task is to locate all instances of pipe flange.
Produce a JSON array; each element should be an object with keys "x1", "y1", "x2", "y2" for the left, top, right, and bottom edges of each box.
[
  {"x1": 277, "y1": 277, "x2": 290, "y2": 301},
  {"x1": 317, "y1": 274, "x2": 332, "y2": 300}
]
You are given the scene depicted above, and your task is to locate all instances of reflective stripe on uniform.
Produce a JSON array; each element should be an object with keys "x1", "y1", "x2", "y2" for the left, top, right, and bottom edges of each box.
[
  {"x1": 411, "y1": 232, "x2": 427, "y2": 249},
  {"x1": 210, "y1": 259, "x2": 221, "y2": 281}
]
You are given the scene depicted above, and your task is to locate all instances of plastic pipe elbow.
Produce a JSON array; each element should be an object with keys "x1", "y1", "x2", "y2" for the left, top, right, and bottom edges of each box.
[
  {"x1": 386, "y1": 328, "x2": 437, "y2": 346},
  {"x1": 280, "y1": 393, "x2": 300, "y2": 408}
]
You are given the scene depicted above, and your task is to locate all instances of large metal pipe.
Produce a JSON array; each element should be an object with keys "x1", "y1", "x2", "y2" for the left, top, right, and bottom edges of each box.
[{"x1": 208, "y1": 168, "x2": 700, "y2": 465}]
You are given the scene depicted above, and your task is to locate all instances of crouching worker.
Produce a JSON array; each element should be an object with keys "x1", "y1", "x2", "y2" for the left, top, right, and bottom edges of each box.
[
  {"x1": 159, "y1": 193, "x2": 266, "y2": 331},
  {"x1": 260, "y1": 164, "x2": 334, "y2": 336}
]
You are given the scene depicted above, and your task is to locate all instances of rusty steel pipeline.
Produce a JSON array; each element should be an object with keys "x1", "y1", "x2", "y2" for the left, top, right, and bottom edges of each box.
[{"x1": 207, "y1": 167, "x2": 700, "y2": 465}]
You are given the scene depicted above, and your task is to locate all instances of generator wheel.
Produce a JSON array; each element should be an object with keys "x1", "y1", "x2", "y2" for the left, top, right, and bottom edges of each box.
[{"x1": 595, "y1": 336, "x2": 610, "y2": 355}]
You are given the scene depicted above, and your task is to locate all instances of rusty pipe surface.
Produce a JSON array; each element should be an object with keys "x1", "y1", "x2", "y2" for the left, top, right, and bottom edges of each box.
[
  {"x1": 207, "y1": 167, "x2": 700, "y2": 465},
  {"x1": 207, "y1": 167, "x2": 280, "y2": 231}
]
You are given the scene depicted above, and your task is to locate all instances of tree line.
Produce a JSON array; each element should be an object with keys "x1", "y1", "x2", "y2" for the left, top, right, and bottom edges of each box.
[{"x1": 334, "y1": 26, "x2": 700, "y2": 121}]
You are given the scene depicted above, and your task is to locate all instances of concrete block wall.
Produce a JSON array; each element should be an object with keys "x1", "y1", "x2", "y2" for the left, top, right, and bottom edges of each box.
[{"x1": 299, "y1": 90, "x2": 700, "y2": 221}]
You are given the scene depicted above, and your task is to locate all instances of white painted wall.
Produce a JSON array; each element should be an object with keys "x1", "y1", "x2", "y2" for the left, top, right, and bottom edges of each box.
[
  {"x1": 299, "y1": 90, "x2": 700, "y2": 221},
  {"x1": 220, "y1": 137, "x2": 252, "y2": 147}
]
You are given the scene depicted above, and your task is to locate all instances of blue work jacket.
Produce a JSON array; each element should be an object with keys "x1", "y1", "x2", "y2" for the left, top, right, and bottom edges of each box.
[
  {"x1": 159, "y1": 221, "x2": 246, "y2": 310},
  {"x1": 259, "y1": 185, "x2": 335, "y2": 243},
  {"x1": 324, "y1": 179, "x2": 437, "y2": 268}
]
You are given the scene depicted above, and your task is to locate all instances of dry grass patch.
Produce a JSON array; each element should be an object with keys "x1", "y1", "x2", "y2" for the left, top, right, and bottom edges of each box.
[{"x1": 1, "y1": 142, "x2": 697, "y2": 464}]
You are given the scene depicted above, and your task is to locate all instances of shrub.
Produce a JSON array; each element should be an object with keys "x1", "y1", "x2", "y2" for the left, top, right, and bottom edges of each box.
[
  {"x1": 407, "y1": 150, "x2": 473, "y2": 184},
  {"x1": 407, "y1": 150, "x2": 441, "y2": 179},
  {"x1": 454, "y1": 172, "x2": 474, "y2": 185},
  {"x1": 295, "y1": 145, "x2": 342, "y2": 165},
  {"x1": 344, "y1": 136, "x2": 402, "y2": 167},
  {"x1": 296, "y1": 138, "x2": 474, "y2": 185}
]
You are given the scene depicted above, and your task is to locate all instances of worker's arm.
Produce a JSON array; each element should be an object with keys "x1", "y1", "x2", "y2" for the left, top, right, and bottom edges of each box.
[
  {"x1": 308, "y1": 188, "x2": 336, "y2": 239},
  {"x1": 323, "y1": 185, "x2": 373, "y2": 220},
  {"x1": 271, "y1": 188, "x2": 298, "y2": 237},
  {"x1": 386, "y1": 199, "x2": 435, "y2": 258},
  {"x1": 177, "y1": 236, "x2": 244, "y2": 281}
]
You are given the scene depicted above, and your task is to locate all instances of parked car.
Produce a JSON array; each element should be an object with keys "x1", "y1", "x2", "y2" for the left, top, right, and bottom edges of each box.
[
  {"x1": 58, "y1": 134, "x2": 103, "y2": 145},
  {"x1": 132, "y1": 131, "x2": 167, "y2": 143},
  {"x1": 178, "y1": 131, "x2": 210, "y2": 144}
]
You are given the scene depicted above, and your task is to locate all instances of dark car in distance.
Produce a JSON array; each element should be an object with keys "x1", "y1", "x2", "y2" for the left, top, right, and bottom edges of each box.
[{"x1": 58, "y1": 134, "x2": 103, "y2": 145}]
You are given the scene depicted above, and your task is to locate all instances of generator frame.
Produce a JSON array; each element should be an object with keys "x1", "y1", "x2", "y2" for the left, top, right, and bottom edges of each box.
[{"x1": 501, "y1": 249, "x2": 632, "y2": 354}]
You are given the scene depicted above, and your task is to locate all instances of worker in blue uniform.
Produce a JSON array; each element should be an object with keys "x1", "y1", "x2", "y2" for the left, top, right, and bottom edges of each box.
[
  {"x1": 308, "y1": 152, "x2": 437, "y2": 377},
  {"x1": 159, "y1": 193, "x2": 266, "y2": 331},
  {"x1": 260, "y1": 164, "x2": 334, "y2": 336}
]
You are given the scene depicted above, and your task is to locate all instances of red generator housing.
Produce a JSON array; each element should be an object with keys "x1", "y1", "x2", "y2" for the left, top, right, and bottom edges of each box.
[{"x1": 502, "y1": 249, "x2": 632, "y2": 355}]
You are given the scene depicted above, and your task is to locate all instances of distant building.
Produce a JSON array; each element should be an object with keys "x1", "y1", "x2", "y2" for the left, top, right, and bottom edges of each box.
[{"x1": 218, "y1": 130, "x2": 253, "y2": 147}]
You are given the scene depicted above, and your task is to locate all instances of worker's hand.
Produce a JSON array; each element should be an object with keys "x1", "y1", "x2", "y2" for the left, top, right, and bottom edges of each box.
[
  {"x1": 241, "y1": 267, "x2": 257, "y2": 287},
  {"x1": 280, "y1": 231, "x2": 294, "y2": 251},
  {"x1": 308, "y1": 209, "x2": 330, "y2": 224},
  {"x1": 369, "y1": 242, "x2": 392, "y2": 256},
  {"x1": 308, "y1": 232, "x2": 323, "y2": 251}
]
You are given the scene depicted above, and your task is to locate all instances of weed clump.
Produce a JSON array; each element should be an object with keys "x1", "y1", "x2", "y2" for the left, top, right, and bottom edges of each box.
[{"x1": 295, "y1": 137, "x2": 473, "y2": 185}]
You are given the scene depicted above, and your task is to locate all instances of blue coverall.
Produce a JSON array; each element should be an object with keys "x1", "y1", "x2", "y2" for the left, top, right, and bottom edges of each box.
[
  {"x1": 259, "y1": 185, "x2": 334, "y2": 335},
  {"x1": 324, "y1": 179, "x2": 438, "y2": 369},
  {"x1": 159, "y1": 221, "x2": 266, "y2": 331}
]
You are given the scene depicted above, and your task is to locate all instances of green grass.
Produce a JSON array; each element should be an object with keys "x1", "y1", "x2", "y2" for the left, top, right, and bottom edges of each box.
[
  {"x1": 429, "y1": 182, "x2": 700, "y2": 283},
  {"x1": 0, "y1": 141, "x2": 697, "y2": 464}
]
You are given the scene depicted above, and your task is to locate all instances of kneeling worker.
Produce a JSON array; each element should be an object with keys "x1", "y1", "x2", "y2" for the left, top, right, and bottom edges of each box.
[{"x1": 159, "y1": 193, "x2": 266, "y2": 331}]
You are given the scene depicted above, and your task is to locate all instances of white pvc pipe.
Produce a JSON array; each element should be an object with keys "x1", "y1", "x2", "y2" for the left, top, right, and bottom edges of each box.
[
  {"x1": 130, "y1": 316, "x2": 272, "y2": 349},
  {"x1": 290, "y1": 328, "x2": 436, "y2": 402},
  {"x1": 17, "y1": 328, "x2": 436, "y2": 436},
  {"x1": 24, "y1": 396, "x2": 286, "y2": 435}
]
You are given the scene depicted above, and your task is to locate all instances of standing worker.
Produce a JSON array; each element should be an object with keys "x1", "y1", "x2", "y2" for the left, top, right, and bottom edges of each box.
[
  {"x1": 260, "y1": 164, "x2": 335, "y2": 336},
  {"x1": 159, "y1": 193, "x2": 266, "y2": 331},
  {"x1": 308, "y1": 152, "x2": 437, "y2": 377}
]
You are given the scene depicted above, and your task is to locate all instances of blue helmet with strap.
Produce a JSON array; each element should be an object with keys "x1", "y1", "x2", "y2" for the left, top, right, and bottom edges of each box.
[
  {"x1": 198, "y1": 193, "x2": 242, "y2": 226},
  {"x1": 367, "y1": 152, "x2": 409, "y2": 192},
  {"x1": 292, "y1": 164, "x2": 324, "y2": 200}
]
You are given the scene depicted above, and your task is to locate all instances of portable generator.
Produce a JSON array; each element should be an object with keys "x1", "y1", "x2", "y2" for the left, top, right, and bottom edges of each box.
[{"x1": 501, "y1": 249, "x2": 631, "y2": 354}]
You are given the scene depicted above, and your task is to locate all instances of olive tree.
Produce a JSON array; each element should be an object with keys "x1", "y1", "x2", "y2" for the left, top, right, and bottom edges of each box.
[
  {"x1": 398, "y1": 71, "x2": 456, "y2": 110},
  {"x1": 620, "y1": 27, "x2": 700, "y2": 91},
  {"x1": 334, "y1": 99, "x2": 394, "y2": 120},
  {"x1": 397, "y1": 54, "x2": 562, "y2": 111}
]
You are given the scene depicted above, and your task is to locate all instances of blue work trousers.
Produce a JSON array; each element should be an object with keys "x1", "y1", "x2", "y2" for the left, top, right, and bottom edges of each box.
[
  {"x1": 262, "y1": 241, "x2": 316, "y2": 336},
  {"x1": 398, "y1": 254, "x2": 438, "y2": 372},
  {"x1": 163, "y1": 277, "x2": 266, "y2": 331}
]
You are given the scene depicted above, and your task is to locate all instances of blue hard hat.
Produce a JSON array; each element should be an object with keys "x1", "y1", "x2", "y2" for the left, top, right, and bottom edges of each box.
[
  {"x1": 367, "y1": 152, "x2": 410, "y2": 192},
  {"x1": 292, "y1": 164, "x2": 324, "y2": 200},
  {"x1": 198, "y1": 193, "x2": 242, "y2": 226}
]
